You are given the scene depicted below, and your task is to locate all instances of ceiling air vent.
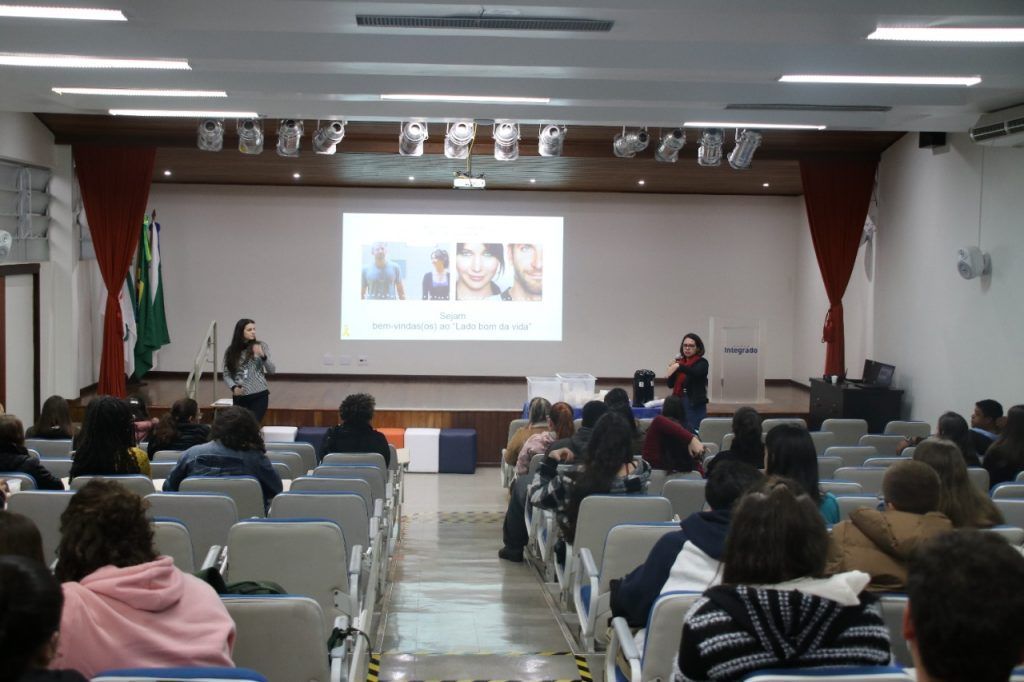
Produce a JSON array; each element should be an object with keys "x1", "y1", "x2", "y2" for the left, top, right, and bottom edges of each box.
[
  {"x1": 726, "y1": 103, "x2": 892, "y2": 113},
  {"x1": 970, "y1": 104, "x2": 1024, "y2": 147},
  {"x1": 356, "y1": 15, "x2": 613, "y2": 32}
]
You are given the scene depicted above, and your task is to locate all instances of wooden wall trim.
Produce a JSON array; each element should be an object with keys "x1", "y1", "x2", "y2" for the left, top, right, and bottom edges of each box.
[{"x1": 0, "y1": 263, "x2": 42, "y2": 420}]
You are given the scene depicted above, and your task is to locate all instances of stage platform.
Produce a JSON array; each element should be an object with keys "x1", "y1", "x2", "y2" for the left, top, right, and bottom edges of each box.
[{"x1": 80, "y1": 374, "x2": 811, "y2": 467}]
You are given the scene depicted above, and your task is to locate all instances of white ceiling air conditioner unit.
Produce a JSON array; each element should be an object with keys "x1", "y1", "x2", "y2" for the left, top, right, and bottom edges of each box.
[{"x1": 969, "y1": 104, "x2": 1024, "y2": 147}]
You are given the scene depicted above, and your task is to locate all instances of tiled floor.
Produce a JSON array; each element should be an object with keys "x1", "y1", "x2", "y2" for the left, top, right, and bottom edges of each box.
[{"x1": 376, "y1": 470, "x2": 590, "y2": 681}]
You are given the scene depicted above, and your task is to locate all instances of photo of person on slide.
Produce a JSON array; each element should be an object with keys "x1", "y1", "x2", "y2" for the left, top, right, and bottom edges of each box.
[
  {"x1": 455, "y1": 242, "x2": 504, "y2": 300},
  {"x1": 501, "y1": 243, "x2": 544, "y2": 301},
  {"x1": 421, "y1": 248, "x2": 450, "y2": 300},
  {"x1": 361, "y1": 241, "x2": 406, "y2": 300}
]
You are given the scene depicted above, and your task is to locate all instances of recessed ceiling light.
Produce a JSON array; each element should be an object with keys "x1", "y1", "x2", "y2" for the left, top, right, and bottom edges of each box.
[
  {"x1": 637, "y1": 179, "x2": 646, "y2": 186},
  {"x1": 380, "y1": 93, "x2": 550, "y2": 104},
  {"x1": 685, "y1": 121, "x2": 826, "y2": 131},
  {"x1": 292, "y1": 172, "x2": 301, "y2": 179},
  {"x1": 109, "y1": 109, "x2": 258, "y2": 117},
  {"x1": 0, "y1": 5, "x2": 126, "y2": 20},
  {"x1": 762, "y1": 182, "x2": 770, "y2": 188},
  {"x1": 163, "y1": 170, "x2": 172, "y2": 176},
  {"x1": 408, "y1": 176, "x2": 415, "y2": 181},
  {"x1": 529, "y1": 178, "x2": 536, "y2": 183},
  {"x1": 54, "y1": 87, "x2": 226, "y2": 97},
  {"x1": 0, "y1": 54, "x2": 190, "y2": 69},
  {"x1": 868, "y1": 27, "x2": 1024, "y2": 43},
  {"x1": 780, "y1": 74, "x2": 981, "y2": 86}
]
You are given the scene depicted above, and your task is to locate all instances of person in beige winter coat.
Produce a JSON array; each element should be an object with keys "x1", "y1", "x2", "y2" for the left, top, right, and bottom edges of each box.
[{"x1": 827, "y1": 460, "x2": 953, "y2": 591}]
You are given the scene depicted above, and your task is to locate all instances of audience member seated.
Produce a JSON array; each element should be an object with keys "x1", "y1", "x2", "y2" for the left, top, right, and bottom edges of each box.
[
  {"x1": 0, "y1": 510, "x2": 45, "y2": 563},
  {"x1": 641, "y1": 395, "x2": 705, "y2": 473},
  {"x1": 604, "y1": 388, "x2": 645, "y2": 454},
  {"x1": 516, "y1": 401, "x2": 575, "y2": 476},
  {"x1": 904, "y1": 530, "x2": 1024, "y2": 682},
  {"x1": 764, "y1": 424, "x2": 839, "y2": 523},
  {"x1": 126, "y1": 393, "x2": 159, "y2": 445},
  {"x1": 913, "y1": 438, "x2": 1003, "y2": 528},
  {"x1": 937, "y1": 411, "x2": 981, "y2": 466},
  {"x1": 969, "y1": 398, "x2": 1003, "y2": 457},
  {"x1": 164, "y1": 406, "x2": 282, "y2": 510},
  {"x1": 146, "y1": 398, "x2": 211, "y2": 460},
  {"x1": 705, "y1": 407, "x2": 764, "y2": 476},
  {"x1": 678, "y1": 476, "x2": 891, "y2": 681},
  {"x1": 320, "y1": 392, "x2": 391, "y2": 466},
  {"x1": 0, "y1": 555, "x2": 88, "y2": 682},
  {"x1": 69, "y1": 397, "x2": 150, "y2": 480},
  {"x1": 0, "y1": 416, "x2": 64, "y2": 490},
  {"x1": 983, "y1": 404, "x2": 1024, "y2": 487},
  {"x1": 826, "y1": 460, "x2": 952, "y2": 591},
  {"x1": 50, "y1": 480, "x2": 235, "y2": 678},
  {"x1": 529, "y1": 412, "x2": 651, "y2": 561},
  {"x1": 25, "y1": 395, "x2": 76, "y2": 440},
  {"x1": 610, "y1": 461, "x2": 763, "y2": 629},
  {"x1": 504, "y1": 397, "x2": 551, "y2": 468},
  {"x1": 498, "y1": 401, "x2": 607, "y2": 563}
]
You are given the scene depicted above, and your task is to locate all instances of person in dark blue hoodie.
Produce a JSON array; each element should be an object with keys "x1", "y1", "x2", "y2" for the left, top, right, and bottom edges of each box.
[{"x1": 609, "y1": 460, "x2": 763, "y2": 628}]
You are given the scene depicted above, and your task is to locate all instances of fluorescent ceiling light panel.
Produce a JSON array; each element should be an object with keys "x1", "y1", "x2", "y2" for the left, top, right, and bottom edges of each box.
[
  {"x1": 684, "y1": 121, "x2": 826, "y2": 130},
  {"x1": 381, "y1": 93, "x2": 549, "y2": 104},
  {"x1": 0, "y1": 54, "x2": 190, "y2": 69},
  {"x1": 0, "y1": 4, "x2": 125, "y2": 20},
  {"x1": 54, "y1": 87, "x2": 226, "y2": 96},
  {"x1": 109, "y1": 109, "x2": 258, "y2": 117},
  {"x1": 868, "y1": 27, "x2": 1024, "y2": 43},
  {"x1": 780, "y1": 74, "x2": 980, "y2": 86}
]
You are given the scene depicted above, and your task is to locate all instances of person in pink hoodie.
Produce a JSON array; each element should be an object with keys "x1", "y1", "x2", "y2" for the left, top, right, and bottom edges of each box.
[{"x1": 49, "y1": 480, "x2": 235, "y2": 679}]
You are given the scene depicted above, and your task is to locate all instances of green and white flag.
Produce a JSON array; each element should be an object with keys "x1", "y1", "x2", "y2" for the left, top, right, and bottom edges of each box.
[{"x1": 132, "y1": 214, "x2": 170, "y2": 379}]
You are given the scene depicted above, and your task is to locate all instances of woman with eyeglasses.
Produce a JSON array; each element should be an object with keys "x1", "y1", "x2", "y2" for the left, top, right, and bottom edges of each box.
[{"x1": 666, "y1": 333, "x2": 709, "y2": 434}]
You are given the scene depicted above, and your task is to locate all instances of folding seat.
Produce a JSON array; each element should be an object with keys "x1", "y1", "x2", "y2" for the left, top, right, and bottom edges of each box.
[
  {"x1": 70, "y1": 474, "x2": 155, "y2": 497},
  {"x1": 605, "y1": 590, "x2": 701, "y2": 682},
  {"x1": 145, "y1": 492, "x2": 238, "y2": 564},
  {"x1": 696, "y1": 418, "x2": 731, "y2": 449},
  {"x1": 25, "y1": 438, "x2": 73, "y2": 458},
  {"x1": 819, "y1": 481, "x2": 863, "y2": 496},
  {"x1": 833, "y1": 467, "x2": 887, "y2": 495},
  {"x1": 984, "y1": 525, "x2": 1024, "y2": 545},
  {"x1": 321, "y1": 452, "x2": 387, "y2": 470},
  {"x1": 835, "y1": 495, "x2": 879, "y2": 521},
  {"x1": 153, "y1": 450, "x2": 185, "y2": 463},
  {"x1": 863, "y1": 456, "x2": 910, "y2": 468},
  {"x1": 883, "y1": 420, "x2": 931, "y2": 440},
  {"x1": 762, "y1": 417, "x2": 807, "y2": 432},
  {"x1": 290, "y1": 477, "x2": 375, "y2": 516},
  {"x1": 40, "y1": 458, "x2": 73, "y2": 479},
  {"x1": 0, "y1": 471, "x2": 36, "y2": 490},
  {"x1": 92, "y1": 667, "x2": 269, "y2": 682},
  {"x1": 810, "y1": 431, "x2": 836, "y2": 455},
  {"x1": 573, "y1": 521, "x2": 678, "y2": 651},
  {"x1": 858, "y1": 435, "x2": 907, "y2": 456},
  {"x1": 661, "y1": 478, "x2": 706, "y2": 519},
  {"x1": 879, "y1": 593, "x2": 912, "y2": 666},
  {"x1": 817, "y1": 456, "x2": 844, "y2": 479},
  {"x1": 5, "y1": 490, "x2": 74, "y2": 561},
  {"x1": 266, "y1": 450, "x2": 305, "y2": 479},
  {"x1": 150, "y1": 461, "x2": 176, "y2": 479},
  {"x1": 743, "y1": 667, "x2": 912, "y2": 681},
  {"x1": 313, "y1": 465, "x2": 386, "y2": 505},
  {"x1": 179, "y1": 475, "x2": 266, "y2": 519},
  {"x1": 966, "y1": 467, "x2": 990, "y2": 494},
  {"x1": 992, "y1": 483, "x2": 1024, "y2": 500},
  {"x1": 824, "y1": 445, "x2": 877, "y2": 468},
  {"x1": 994, "y1": 499, "x2": 1024, "y2": 528},
  {"x1": 820, "y1": 419, "x2": 868, "y2": 447},
  {"x1": 265, "y1": 441, "x2": 317, "y2": 473},
  {"x1": 152, "y1": 518, "x2": 196, "y2": 572}
]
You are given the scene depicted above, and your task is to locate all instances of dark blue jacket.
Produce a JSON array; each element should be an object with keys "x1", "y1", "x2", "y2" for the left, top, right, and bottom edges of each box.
[{"x1": 162, "y1": 440, "x2": 283, "y2": 509}]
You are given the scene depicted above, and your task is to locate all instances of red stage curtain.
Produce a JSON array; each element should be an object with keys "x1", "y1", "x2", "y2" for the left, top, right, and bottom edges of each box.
[
  {"x1": 73, "y1": 145, "x2": 156, "y2": 397},
  {"x1": 800, "y1": 158, "x2": 877, "y2": 377}
]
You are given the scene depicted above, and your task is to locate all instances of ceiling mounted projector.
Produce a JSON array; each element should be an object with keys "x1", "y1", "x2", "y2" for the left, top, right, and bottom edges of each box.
[
  {"x1": 453, "y1": 171, "x2": 486, "y2": 189},
  {"x1": 957, "y1": 246, "x2": 991, "y2": 280}
]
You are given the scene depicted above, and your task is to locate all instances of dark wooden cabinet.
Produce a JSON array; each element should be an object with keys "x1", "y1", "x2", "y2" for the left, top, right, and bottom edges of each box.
[{"x1": 808, "y1": 378, "x2": 904, "y2": 434}]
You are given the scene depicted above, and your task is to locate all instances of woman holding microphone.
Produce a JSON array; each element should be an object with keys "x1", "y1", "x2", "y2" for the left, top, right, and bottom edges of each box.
[
  {"x1": 223, "y1": 318, "x2": 275, "y2": 422},
  {"x1": 666, "y1": 332, "x2": 709, "y2": 434}
]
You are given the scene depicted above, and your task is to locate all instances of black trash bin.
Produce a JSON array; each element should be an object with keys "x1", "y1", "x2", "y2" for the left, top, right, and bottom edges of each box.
[{"x1": 632, "y1": 369, "x2": 656, "y2": 407}]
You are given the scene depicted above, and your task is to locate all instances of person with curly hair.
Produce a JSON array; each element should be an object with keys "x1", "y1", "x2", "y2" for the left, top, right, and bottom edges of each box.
[
  {"x1": 321, "y1": 393, "x2": 391, "y2": 466},
  {"x1": 146, "y1": 398, "x2": 211, "y2": 460},
  {"x1": 68, "y1": 397, "x2": 150, "y2": 480},
  {"x1": 163, "y1": 406, "x2": 282, "y2": 509},
  {"x1": 49, "y1": 480, "x2": 234, "y2": 678}
]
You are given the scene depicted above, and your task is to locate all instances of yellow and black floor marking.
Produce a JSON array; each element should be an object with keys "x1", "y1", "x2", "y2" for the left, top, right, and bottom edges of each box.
[
  {"x1": 574, "y1": 654, "x2": 593, "y2": 682},
  {"x1": 367, "y1": 653, "x2": 381, "y2": 682},
  {"x1": 404, "y1": 511, "x2": 505, "y2": 524}
]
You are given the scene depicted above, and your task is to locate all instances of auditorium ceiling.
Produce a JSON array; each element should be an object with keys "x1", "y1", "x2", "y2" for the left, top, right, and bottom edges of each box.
[{"x1": 7, "y1": 1, "x2": 1024, "y2": 195}]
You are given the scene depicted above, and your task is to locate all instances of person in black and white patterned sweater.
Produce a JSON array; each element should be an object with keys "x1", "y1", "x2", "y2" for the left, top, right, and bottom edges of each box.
[
  {"x1": 223, "y1": 318, "x2": 275, "y2": 423},
  {"x1": 678, "y1": 476, "x2": 891, "y2": 682}
]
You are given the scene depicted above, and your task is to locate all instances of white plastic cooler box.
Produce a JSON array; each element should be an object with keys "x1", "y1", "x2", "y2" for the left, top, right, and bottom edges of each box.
[{"x1": 557, "y1": 373, "x2": 597, "y2": 408}]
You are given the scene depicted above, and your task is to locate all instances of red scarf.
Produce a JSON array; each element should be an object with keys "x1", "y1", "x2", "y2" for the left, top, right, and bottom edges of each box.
[{"x1": 672, "y1": 355, "x2": 702, "y2": 396}]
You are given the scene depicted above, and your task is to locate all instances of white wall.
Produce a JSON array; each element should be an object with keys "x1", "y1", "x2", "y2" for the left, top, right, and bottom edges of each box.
[
  {"x1": 873, "y1": 133, "x2": 1024, "y2": 420},
  {"x1": 148, "y1": 184, "x2": 804, "y2": 379}
]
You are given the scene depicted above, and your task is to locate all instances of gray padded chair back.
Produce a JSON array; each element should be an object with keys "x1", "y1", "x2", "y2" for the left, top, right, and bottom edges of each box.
[
  {"x1": 269, "y1": 492, "x2": 370, "y2": 549},
  {"x1": 223, "y1": 595, "x2": 330, "y2": 682},
  {"x1": 527, "y1": 452, "x2": 547, "y2": 477},
  {"x1": 153, "y1": 450, "x2": 185, "y2": 463},
  {"x1": 858, "y1": 434, "x2": 906, "y2": 456},
  {"x1": 820, "y1": 419, "x2": 868, "y2": 447},
  {"x1": 819, "y1": 480, "x2": 863, "y2": 496},
  {"x1": 6, "y1": 491, "x2": 74, "y2": 561},
  {"x1": 599, "y1": 523, "x2": 679, "y2": 594},
  {"x1": 967, "y1": 467, "x2": 990, "y2": 494},
  {"x1": 992, "y1": 483, "x2": 1024, "y2": 500},
  {"x1": 863, "y1": 456, "x2": 910, "y2": 468},
  {"x1": 762, "y1": 417, "x2": 807, "y2": 433},
  {"x1": 836, "y1": 495, "x2": 879, "y2": 521},
  {"x1": 226, "y1": 519, "x2": 352, "y2": 632},
  {"x1": 641, "y1": 591, "x2": 702, "y2": 682},
  {"x1": 41, "y1": 458, "x2": 73, "y2": 479},
  {"x1": 880, "y1": 594, "x2": 912, "y2": 666},
  {"x1": 388, "y1": 444, "x2": 398, "y2": 471},
  {"x1": 994, "y1": 499, "x2": 1024, "y2": 528},
  {"x1": 1017, "y1": 471, "x2": 1024, "y2": 483},
  {"x1": 289, "y1": 476, "x2": 373, "y2": 512},
  {"x1": 25, "y1": 438, "x2": 73, "y2": 458},
  {"x1": 636, "y1": 418, "x2": 653, "y2": 435},
  {"x1": 265, "y1": 441, "x2": 317, "y2": 474},
  {"x1": 321, "y1": 452, "x2": 387, "y2": 471},
  {"x1": 152, "y1": 518, "x2": 196, "y2": 572},
  {"x1": 267, "y1": 451, "x2": 306, "y2": 478},
  {"x1": 824, "y1": 445, "x2": 878, "y2": 468},
  {"x1": 817, "y1": 456, "x2": 843, "y2": 480},
  {"x1": 145, "y1": 492, "x2": 238, "y2": 561},
  {"x1": 313, "y1": 465, "x2": 385, "y2": 502},
  {"x1": 697, "y1": 418, "x2": 731, "y2": 448},
  {"x1": 507, "y1": 418, "x2": 529, "y2": 443},
  {"x1": 984, "y1": 525, "x2": 1024, "y2": 545},
  {"x1": 810, "y1": 431, "x2": 835, "y2": 456},
  {"x1": 721, "y1": 433, "x2": 734, "y2": 450},
  {"x1": 833, "y1": 467, "x2": 887, "y2": 495},
  {"x1": 179, "y1": 476, "x2": 266, "y2": 519},
  {"x1": 270, "y1": 462, "x2": 291, "y2": 480},
  {"x1": 901, "y1": 446, "x2": 916, "y2": 459},
  {"x1": 646, "y1": 469, "x2": 667, "y2": 496},
  {"x1": 150, "y1": 461, "x2": 176, "y2": 479},
  {"x1": 0, "y1": 472, "x2": 36, "y2": 490},
  {"x1": 884, "y1": 420, "x2": 931, "y2": 439},
  {"x1": 70, "y1": 474, "x2": 154, "y2": 497},
  {"x1": 573, "y1": 495, "x2": 673, "y2": 571},
  {"x1": 662, "y1": 478, "x2": 707, "y2": 518}
]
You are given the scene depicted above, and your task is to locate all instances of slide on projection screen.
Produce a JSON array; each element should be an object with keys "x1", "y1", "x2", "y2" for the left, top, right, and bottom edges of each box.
[{"x1": 341, "y1": 213, "x2": 564, "y2": 341}]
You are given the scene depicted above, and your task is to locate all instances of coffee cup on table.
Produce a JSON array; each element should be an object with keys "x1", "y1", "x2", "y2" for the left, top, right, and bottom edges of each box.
[{"x1": 830, "y1": 375, "x2": 839, "y2": 385}]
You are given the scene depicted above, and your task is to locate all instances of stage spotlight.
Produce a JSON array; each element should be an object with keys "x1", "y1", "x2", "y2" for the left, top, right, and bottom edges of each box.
[
  {"x1": 654, "y1": 128, "x2": 685, "y2": 163},
  {"x1": 493, "y1": 121, "x2": 520, "y2": 161},
  {"x1": 398, "y1": 120, "x2": 428, "y2": 156},
  {"x1": 612, "y1": 128, "x2": 649, "y2": 158},
  {"x1": 237, "y1": 118, "x2": 263, "y2": 155},
  {"x1": 697, "y1": 128, "x2": 724, "y2": 167},
  {"x1": 312, "y1": 120, "x2": 345, "y2": 155},
  {"x1": 538, "y1": 124, "x2": 567, "y2": 157},
  {"x1": 727, "y1": 129, "x2": 763, "y2": 170},
  {"x1": 197, "y1": 118, "x2": 223, "y2": 152},
  {"x1": 444, "y1": 120, "x2": 476, "y2": 159},
  {"x1": 276, "y1": 119, "x2": 303, "y2": 157}
]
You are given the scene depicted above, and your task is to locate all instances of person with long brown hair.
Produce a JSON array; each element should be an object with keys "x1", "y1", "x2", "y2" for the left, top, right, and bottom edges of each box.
[
  {"x1": 146, "y1": 398, "x2": 210, "y2": 459},
  {"x1": 514, "y1": 401, "x2": 575, "y2": 475},
  {"x1": 984, "y1": 404, "x2": 1024, "y2": 486},
  {"x1": 0, "y1": 415, "x2": 64, "y2": 490},
  {"x1": 25, "y1": 395, "x2": 75, "y2": 440},
  {"x1": 222, "y1": 318, "x2": 274, "y2": 422},
  {"x1": 914, "y1": 437, "x2": 1003, "y2": 528}
]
